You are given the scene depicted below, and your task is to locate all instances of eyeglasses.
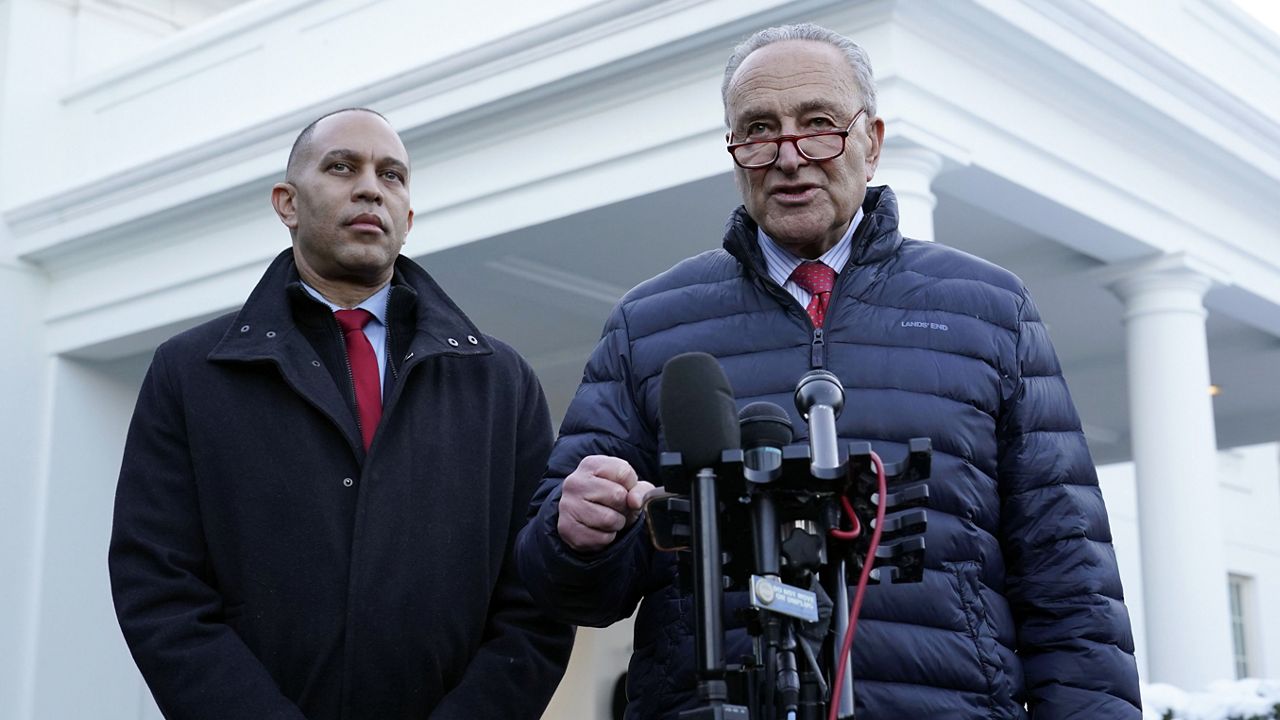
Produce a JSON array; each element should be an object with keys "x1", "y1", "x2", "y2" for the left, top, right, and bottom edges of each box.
[{"x1": 726, "y1": 109, "x2": 866, "y2": 169}]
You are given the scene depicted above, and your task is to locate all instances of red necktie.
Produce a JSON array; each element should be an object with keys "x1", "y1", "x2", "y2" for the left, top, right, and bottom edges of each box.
[
  {"x1": 790, "y1": 262, "x2": 837, "y2": 328},
  {"x1": 335, "y1": 309, "x2": 381, "y2": 451}
]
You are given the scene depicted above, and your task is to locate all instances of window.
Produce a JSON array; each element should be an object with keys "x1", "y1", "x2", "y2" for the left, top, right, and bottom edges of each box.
[{"x1": 1228, "y1": 574, "x2": 1254, "y2": 679}]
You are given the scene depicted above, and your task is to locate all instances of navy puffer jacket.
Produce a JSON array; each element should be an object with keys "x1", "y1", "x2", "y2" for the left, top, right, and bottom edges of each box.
[{"x1": 516, "y1": 186, "x2": 1141, "y2": 719}]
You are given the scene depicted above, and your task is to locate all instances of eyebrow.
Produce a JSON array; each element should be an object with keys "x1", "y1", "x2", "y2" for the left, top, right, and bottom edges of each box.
[
  {"x1": 318, "y1": 148, "x2": 410, "y2": 175},
  {"x1": 792, "y1": 99, "x2": 847, "y2": 117},
  {"x1": 734, "y1": 99, "x2": 848, "y2": 125}
]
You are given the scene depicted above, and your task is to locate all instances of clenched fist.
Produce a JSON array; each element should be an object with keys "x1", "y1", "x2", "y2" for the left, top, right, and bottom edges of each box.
[{"x1": 557, "y1": 455, "x2": 657, "y2": 554}]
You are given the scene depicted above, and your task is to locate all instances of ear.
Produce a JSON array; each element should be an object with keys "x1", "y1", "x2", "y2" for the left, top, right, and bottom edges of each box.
[
  {"x1": 406, "y1": 207, "x2": 414, "y2": 234},
  {"x1": 271, "y1": 182, "x2": 299, "y2": 230},
  {"x1": 863, "y1": 116, "x2": 885, "y2": 181}
]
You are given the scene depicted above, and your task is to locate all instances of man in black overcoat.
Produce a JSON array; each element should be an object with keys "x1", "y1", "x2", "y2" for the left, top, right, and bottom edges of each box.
[{"x1": 109, "y1": 108, "x2": 572, "y2": 720}]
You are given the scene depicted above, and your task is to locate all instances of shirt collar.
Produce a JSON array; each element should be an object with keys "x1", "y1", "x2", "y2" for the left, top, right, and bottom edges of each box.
[
  {"x1": 300, "y1": 281, "x2": 391, "y2": 327},
  {"x1": 757, "y1": 207, "x2": 864, "y2": 287}
]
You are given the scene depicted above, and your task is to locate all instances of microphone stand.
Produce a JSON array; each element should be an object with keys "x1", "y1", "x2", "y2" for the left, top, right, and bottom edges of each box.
[
  {"x1": 822, "y1": 563, "x2": 855, "y2": 719},
  {"x1": 688, "y1": 466, "x2": 750, "y2": 719},
  {"x1": 654, "y1": 443, "x2": 932, "y2": 720}
]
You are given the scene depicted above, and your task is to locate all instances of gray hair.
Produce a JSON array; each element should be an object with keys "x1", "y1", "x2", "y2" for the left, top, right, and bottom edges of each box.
[{"x1": 721, "y1": 23, "x2": 876, "y2": 126}]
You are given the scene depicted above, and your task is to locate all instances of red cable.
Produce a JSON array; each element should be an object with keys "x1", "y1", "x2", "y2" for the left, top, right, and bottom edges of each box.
[
  {"x1": 827, "y1": 450, "x2": 886, "y2": 720},
  {"x1": 829, "y1": 495, "x2": 861, "y2": 541}
]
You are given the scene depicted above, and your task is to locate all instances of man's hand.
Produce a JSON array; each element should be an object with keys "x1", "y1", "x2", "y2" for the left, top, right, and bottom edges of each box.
[{"x1": 556, "y1": 455, "x2": 656, "y2": 554}]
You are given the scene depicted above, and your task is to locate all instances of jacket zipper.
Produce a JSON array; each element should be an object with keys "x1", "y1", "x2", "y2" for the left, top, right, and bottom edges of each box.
[
  {"x1": 752, "y1": 268, "x2": 831, "y2": 370},
  {"x1": 810, "y1": 260, "x2": 861, "y2": 370},
  {"x1": 810, "y1": 328, "x2": 825, "y2": 369}
]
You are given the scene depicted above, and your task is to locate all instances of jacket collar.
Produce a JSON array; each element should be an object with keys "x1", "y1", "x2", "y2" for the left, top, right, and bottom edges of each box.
[
  {"x1": 208, "y1": 248, "x2": 493, "y2": 366},
  {"x1": 723, "y1": 185, "x2": 904, "y2": 273}
]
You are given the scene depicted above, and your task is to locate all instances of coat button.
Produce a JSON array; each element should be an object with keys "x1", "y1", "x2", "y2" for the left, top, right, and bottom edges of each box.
[
  {"x1": 342, "y1": 478, "x2": 354, "y2": 488},
  {"x1": 265, "y1": 331, "x2": 276, "y2": 338},
  {"x1": 240, "y1": 325, "x2": 250, "y2": 333},
  {"x1": 467, "y1": 335, "x2": 478, "y2": 345},
  {"x1": 447, "y1": 338, "x2": 459, "y2": 347}
]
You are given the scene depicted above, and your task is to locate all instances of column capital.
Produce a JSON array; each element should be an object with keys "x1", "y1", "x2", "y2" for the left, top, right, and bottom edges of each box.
[
  {"x1": 877, "y1": 139, "x2": 946, "y2": 180},
  {"x1": 875, "y1": 140, "x2": 945, "y2": 242},
  {"x1": 1100, "y1": 252, "x2": 1233, "y2": 316}
]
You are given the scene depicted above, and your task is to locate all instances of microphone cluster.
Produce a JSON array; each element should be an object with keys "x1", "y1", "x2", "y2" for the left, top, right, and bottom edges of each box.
[
  {"x1": 646, "y1": 352, "x2": 932, "y2": 720},
  {"x1": 651, "y1": 355, "x2": 930, "y2": 588}
]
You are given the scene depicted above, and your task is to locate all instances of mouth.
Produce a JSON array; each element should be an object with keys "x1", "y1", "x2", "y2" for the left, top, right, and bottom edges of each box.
[
  {"x1": 769, "y1": 184, "x2": 820, "y2": 205},
  {"x1": 345, "y1": 213, "x2": 386, "y2": 233}
]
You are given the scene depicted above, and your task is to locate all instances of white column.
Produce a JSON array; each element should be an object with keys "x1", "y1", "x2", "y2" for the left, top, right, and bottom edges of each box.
[
  {"x1": 0, "y1": 261, "x2": 49, "y2": 720},
  {"x1": 543, "y1": 620, "x2": 633, "y2": 719},
  {"x1": 874, "y1": 141, "x2": 943, "y2": 242},
  {"x1": 1108, "y1": 253, "x2": 1235, "y2": 689}
]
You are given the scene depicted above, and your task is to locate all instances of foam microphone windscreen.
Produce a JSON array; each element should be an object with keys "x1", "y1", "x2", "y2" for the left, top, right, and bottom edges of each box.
[
  {"x1": 738, "y1": 401, "x2": 794, "y2": 449},
  {"x1": 659, "y1": 352, "x2": 741, "y2": 468}
]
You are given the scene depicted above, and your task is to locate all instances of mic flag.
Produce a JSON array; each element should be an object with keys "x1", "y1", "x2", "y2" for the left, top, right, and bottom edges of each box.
[{"x1": 659, "y1": 352, "x2": 741, "y2": 469}]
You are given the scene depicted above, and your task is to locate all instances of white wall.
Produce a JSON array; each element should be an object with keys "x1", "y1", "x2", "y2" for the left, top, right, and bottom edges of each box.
[
  {"x1": 1219, "y1": 444, "x2": 1280, "y2": 678},
  {"x1": 1098, "y1": 443, "x2": 1280, "y2": 686},
  {"x1": 28, "y1": 355, "x2": 154, "y2": 720}
]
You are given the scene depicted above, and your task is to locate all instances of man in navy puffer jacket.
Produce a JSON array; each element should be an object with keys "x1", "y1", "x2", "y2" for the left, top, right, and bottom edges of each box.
[{"x1": 516, "y1": 23, "x2": 1141, "y2": 719}]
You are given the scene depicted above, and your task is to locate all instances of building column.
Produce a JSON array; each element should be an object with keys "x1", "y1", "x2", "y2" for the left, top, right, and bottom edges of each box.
[
  {"x1": 1107, "y1": 253, "x2": 1235, "y2": 689},
  {"x1": 544, "y1": 620, "x2": 633, "y2": 719},
  {"x1": 0, "y1": 260, "x2": 50, "y2": 720},
  {"x1": 874, "y1": 141, "x2": 943, "y2": 242}
]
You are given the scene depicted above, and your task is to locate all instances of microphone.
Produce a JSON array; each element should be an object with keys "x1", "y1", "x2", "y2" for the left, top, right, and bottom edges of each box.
[
  {"x1": 660, "y1": 352, "x2": 740, "y2": 470},
  {"x1": 738, "y1": 401, "x2": 793, "y2": 481},
  {"x1": 738, "y1": 402, "x2": 793, "y2": 577},
  {"x1": 794, "y1": 370, "x2": 854, "y2": 717},
  {"x1": 659, "y1": 352, "x2": 740, "y2": 686},
  {"x1": 794, "y1": 370, "x2": 845, "y2": 479}
]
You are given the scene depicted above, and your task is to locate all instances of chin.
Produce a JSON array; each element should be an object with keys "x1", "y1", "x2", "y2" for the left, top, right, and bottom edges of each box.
[
  {"x1": 766, "y1": 220, "x2": 829, "y2": 246},
  {"x1": 338, "y1": 250, "x2": 397, "y2": 276}
]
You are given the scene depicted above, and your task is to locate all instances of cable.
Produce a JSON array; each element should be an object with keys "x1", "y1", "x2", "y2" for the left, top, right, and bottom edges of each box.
[
  {"x1": 827, "y1": 450, "x2": 886, "y2": 720},
  {"x1": 829, "y1": 495, "x2": 862, "y2": 541}
]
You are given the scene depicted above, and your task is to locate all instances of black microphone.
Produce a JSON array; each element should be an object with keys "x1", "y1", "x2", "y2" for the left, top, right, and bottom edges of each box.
[
  {"x1": 794, "y1": 369, "x2": 845, "y2": 479},
  {"x1": 660, "y1": 352, "x2": 740, "y2": 468},
  {"x1": 659, "y1": 352, "x2": 740, "y2": 686},
  {"x1": 738, "y1": 401, "x2": 793, "y2": 480},
  {"x1": 738, "y1": 402, "x2": 792, "y2": 578}
]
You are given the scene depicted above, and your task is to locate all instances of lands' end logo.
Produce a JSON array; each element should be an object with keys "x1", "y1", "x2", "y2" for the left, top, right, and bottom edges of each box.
[{"x1": 901, "y1": 320, "x2": 949, "y2": 331}]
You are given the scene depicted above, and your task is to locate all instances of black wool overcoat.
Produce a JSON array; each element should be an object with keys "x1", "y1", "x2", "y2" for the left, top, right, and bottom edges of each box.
[{"x1": 110, "y1": 249, "x2": 572, "y2": 720}]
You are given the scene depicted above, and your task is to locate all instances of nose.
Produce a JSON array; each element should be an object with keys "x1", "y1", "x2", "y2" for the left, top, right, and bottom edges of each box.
[
  {"x1": 773, "y1": 137, "x2": 807, "y2": 174},
  {"x1": 352, "y1": 166, "x2": 383, "y2": 204}
]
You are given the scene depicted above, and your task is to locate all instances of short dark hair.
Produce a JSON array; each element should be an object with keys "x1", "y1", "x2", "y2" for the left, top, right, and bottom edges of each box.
[{"x1": 285, "y1": 107, "x2": 389, "y2": 182}]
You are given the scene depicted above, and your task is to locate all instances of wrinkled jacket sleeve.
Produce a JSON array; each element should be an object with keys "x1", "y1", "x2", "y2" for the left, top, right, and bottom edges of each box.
[
  {"x1": 431, "y1": 355, "x2": 575, "y2": 719},
  {"x1": 108, "y1": 347, "x2": 308, "y2": 720},
  {"x1": 998, "y1": 289, "x2": 1142, "y2": 719},
  {"x1": 515, "y1": 302, "x2": 660, "y2": 628}
]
